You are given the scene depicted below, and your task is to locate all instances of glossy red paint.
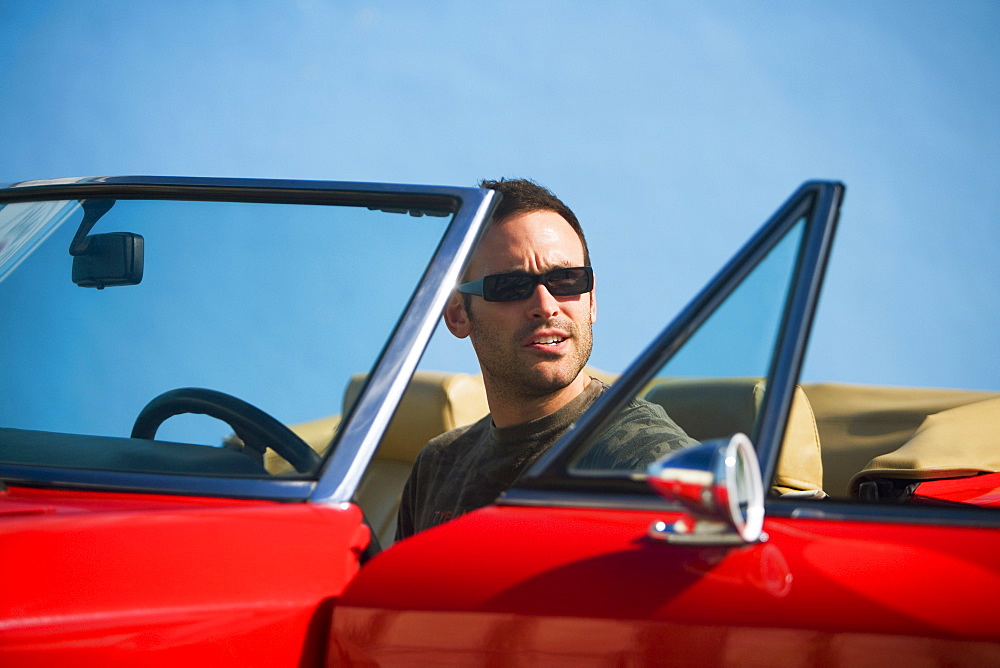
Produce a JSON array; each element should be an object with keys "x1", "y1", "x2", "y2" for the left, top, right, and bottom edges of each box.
[
  {"x1": 912, "y1": 473, "x2": 1000, "y2": 507},
  {"x1": 331, "y1": 503, "x2": 1000, "y2": 665},
  {"x1": 0, "y1": 485, "x2": 370, "y2": 667}
]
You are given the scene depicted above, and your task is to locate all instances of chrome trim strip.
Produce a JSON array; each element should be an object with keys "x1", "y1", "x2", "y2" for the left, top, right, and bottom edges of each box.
[
  {"x1": 501, "y1": 488, "x2": 1000, "y2": 530},
  {"x1": 500, "y1": 487, "x2": 674, "y2": 512},
  {"x1": 768, "y1": 498, "x2": 1000, "y2": 528},
  {"x1": 753, "y1": 182, "x2": 844, "y2": 485},
  {"x1": 310, "y1": 189, "x2": 498, "y2": 503},
  {"x1": 0, "y1": 464, "x2": 315, "y2": 501}
]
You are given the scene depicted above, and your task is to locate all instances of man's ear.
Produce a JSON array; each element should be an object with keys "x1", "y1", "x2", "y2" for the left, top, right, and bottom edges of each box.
[
  {"x1": 589, "y1": 283, "x2": 597, "y2": 324},
  {"x1": 444, "y1": 292, "x2": 472, "y2": 339}
]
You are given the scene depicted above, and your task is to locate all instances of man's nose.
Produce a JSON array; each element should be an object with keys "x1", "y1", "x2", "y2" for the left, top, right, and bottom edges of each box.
[{"x1": 526, "y1": 283, "x2": 559, "y2": 318}]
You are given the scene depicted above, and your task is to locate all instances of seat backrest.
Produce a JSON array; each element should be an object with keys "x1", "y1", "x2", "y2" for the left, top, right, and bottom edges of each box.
[
  {"x1": 261, "y1": 414, "x2": 341, "y2": 474},
  {"x1": 351, "y1": 370, "x2": 488, "y2": 546},
  {"x1": 644, "y1": 377, "x2": 824, "y2": 495},
  {"x1": 344, "y1": 371, "x2": 489, "y2": 463}
]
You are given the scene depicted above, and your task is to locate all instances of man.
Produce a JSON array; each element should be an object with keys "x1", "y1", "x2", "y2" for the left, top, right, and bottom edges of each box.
[{"x1": 395, "y1": 178, "x2": 694, "y2": 540}]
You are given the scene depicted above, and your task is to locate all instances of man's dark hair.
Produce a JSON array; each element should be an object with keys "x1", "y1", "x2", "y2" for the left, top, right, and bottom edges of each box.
[{"x1": 479, "y1": 178, "x2": 590, "y2": 266}]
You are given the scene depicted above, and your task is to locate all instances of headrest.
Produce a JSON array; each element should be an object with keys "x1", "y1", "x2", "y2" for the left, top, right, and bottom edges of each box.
[
  {"x1": 850, "y1": 396, "x2": 1000, "y2": 493},
  {"x1": 644, "y1": 377, "x2": 823, "y2": 494},
  {"x1": 343, "y1": 370, "x2": 489, "y2": 462}
]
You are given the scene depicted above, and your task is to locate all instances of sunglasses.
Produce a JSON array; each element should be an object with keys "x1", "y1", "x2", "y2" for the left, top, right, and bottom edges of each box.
[{"x1": 457, "y1": 266, "x2": 593, "y2": 302}]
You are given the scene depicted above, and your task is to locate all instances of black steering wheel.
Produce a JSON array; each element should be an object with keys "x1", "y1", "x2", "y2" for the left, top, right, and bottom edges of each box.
[{"x1": 131, "y1": 387, "x2": 321, "y2": 474}]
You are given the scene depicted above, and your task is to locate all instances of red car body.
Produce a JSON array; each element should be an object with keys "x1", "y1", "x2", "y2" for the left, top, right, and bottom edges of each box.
[
  {"x1": 0, "y1": 486, "x2": 365, "y2": 665},
  {"x1": 5, "y1": 488, "x2": 996, "y2": 665},
  {"x1": 1, "y1": 178, "x2": 997, "y2": 666},
  {"x1": 335, "y1": 506, "x2": 1000, "y2": 665}
]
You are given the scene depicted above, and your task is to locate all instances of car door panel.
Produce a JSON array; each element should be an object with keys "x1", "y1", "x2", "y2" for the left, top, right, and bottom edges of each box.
[
  {"x1": 332, "y1": 505, "x2": 1000, "y2": 665},
  {"x1": 0, "y1": 486, "x2": 369, "y2": 665}
]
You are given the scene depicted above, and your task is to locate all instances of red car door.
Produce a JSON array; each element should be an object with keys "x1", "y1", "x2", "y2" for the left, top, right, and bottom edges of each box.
[
  {"x1": 0, "y1": 487, "x2": 370, "y2": 666},
  {"x1": 330, "y1": 181, "x2": 1000, "y2": 665}
]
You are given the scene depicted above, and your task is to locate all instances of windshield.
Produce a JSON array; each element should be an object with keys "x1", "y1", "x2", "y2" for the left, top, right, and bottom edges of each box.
[{"x1": 0, "y1": 194, "x2": 452, "y2": 481}]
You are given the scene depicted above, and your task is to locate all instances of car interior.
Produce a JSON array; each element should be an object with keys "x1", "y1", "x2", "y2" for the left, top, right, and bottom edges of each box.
[{"x1": 267, "y1": 368, "x2": 999, "y2": 548}]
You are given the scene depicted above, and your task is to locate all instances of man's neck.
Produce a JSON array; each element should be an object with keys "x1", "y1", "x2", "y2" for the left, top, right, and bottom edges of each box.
[{"x1": 486, "y1": 373, "x2": 592, "y2": 428}]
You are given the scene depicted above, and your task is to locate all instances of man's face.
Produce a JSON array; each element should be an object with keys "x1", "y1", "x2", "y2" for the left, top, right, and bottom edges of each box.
[{"x1": 450, "y1": 210, "x2": 596, "y2": 402}]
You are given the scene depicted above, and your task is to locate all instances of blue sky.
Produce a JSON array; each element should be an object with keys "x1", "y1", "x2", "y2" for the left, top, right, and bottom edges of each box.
[{"x1": 2, "y1": 1, "x2": 998, "y2": 394}]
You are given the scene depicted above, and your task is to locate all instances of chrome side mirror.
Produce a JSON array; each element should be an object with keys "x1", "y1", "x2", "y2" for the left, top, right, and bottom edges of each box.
[{"x1": 646, "y1": 433, "x2": 765, "y2": 545}]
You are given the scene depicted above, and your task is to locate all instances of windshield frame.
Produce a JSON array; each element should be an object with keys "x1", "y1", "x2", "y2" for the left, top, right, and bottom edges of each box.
[{"x1": 0, "y1": 176, "x2": 498, "y2": 502}]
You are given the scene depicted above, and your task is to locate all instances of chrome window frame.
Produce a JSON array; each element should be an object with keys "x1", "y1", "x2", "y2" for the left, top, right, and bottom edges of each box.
[
  {"x1": 508, "y1": 180, "x2": 1000, "y2": 529},
  {"x1": 513, "y1": 181, "x2": 844, "y2": 498}
]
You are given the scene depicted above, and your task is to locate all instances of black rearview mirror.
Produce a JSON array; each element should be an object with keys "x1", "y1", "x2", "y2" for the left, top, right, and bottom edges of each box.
[{"x1": 71, "y1": 232, "x2": 144, "y2": 289}]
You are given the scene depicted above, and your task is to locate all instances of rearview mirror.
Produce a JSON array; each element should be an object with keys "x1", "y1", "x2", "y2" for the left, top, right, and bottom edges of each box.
[
  {"x1": 71, "y1": 232, "x2": 144, "y2": 289},
  {"x1": 646, "y1": 433, "x2": 765, "y2": 545}
]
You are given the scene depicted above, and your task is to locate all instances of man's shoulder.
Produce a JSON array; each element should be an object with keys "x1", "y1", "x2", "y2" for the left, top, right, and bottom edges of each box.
[
  {"x1": 606, "y1": 395, "x2": 673, "y2": 436},
  {"x1": 612, "y1": 395, "x2": 695, "y2": 441},
  {"x1": 576, "y1": 392, "x2": 698, "y2": 471},
  {"x1": 620, "y1": 394, "x2": 669, "y2": 419}
]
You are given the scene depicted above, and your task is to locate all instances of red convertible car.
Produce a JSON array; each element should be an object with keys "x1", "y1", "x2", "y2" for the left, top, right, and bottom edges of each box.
[{"x1": 0, "y1": 177, "x2": 997, "y2": 666}]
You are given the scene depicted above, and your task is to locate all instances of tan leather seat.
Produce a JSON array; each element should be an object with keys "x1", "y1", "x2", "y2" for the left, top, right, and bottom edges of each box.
[
  {"x1": 801, "y1": 383, "x2": 999, "y2": 497},
  {"x1": 850, "y1": 396, "x2": 1000, "y2": 495},
  {"x1": 350, "y1": 371, "x2": 489, "y2": 547},
  {"x1": 644, "y1": 377, "x2": 824, "y2": 495},
  {"x1": 258, "y1": 415, "x2": 340, "y2": 474},
  {"x1": 260, "y1": 371, "x2": 488, "y2": 544},
  {"x1": 273, "y1": 370, "x2": 823, "y2": 544}
]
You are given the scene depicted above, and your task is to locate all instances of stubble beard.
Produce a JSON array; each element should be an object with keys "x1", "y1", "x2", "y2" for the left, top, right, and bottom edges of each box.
[{"x1": 470, "y1": 316, "x2": 593, "y2": 404}]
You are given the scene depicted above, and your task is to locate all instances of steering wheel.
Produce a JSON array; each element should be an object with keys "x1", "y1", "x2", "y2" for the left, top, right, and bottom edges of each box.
[{"x1": 131, "y1": 387, "x2": 321, "y2": 474}]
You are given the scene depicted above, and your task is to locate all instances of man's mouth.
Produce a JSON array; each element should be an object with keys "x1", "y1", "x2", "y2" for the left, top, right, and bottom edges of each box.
[
  {"x1": 531, "y1": 335, "x2": 566, "y2": 346},
  {"x1": 524, "y1": 327, "x2": 570, "y2": 349}
]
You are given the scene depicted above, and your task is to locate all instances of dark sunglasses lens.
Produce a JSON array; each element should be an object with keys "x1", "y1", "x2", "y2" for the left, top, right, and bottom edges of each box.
[
  {"x1": 484, "y1": 273, "x2": 536, "y2": 301},
  {"x1": 544, "y1": 267, "x2": 592, "y2": 295},
  {"x1": 482, "y1": 267, "x2": 592, "y2": 301}
]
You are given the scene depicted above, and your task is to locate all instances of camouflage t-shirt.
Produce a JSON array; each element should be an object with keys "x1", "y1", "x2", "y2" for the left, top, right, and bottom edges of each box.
[{"x1": 395, "y1": 378, "x2": 696, "y2": 540}]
